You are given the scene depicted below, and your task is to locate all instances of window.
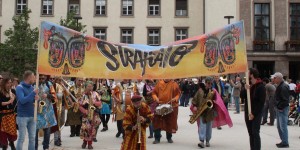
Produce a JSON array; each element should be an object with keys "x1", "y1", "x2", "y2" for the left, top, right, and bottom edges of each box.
[
  {"x1": 0, "y1": 26, "x2": 1, "y2": 43},
  {"x1": 148, "y1": 28, "x2": 160, "y2": 46},
  {"x1": 94, "y1": 28, "x2": 106, "y2": 40},
  {"x1": 95, "y1": 0, "x2": 106, "y2": 16},
  {"x1": 254, "y1": 3, "x2": 270, "y2": 40},
  {"x1": 290, "y1": 3, "x2": 300, "y2": 40},
  {"x1": 16, "y1": 0, "x2": 27, "y2": 15},
  {"x1": 41, "y1": 0, "x2": 53, "y2": 15},
  {"x1": 122, "y1": 0, "x2": 133, "y2": 16},
  {"x1": 69, "y1": 0, "x2": 80, "y2": 15},
  {"x1": 149, "y1": 0, "x2": 160, "y2": 16},
  {"x1": 175, "y1": 0, "x2": 187, "y2": 16},
  {"x1": 175, "y1": 28, "x2": 188, "y2": 41},
  {"x1": 0, "y1": 0, "x2": 2, "y2": 16},
  {"x1": 121, "y1": 28, "x2": 133, "y2": 44}
]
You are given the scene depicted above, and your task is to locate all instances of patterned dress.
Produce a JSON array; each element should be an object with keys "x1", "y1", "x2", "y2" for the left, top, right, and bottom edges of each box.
[
  {"x1": 79, "y1": 91, "x2": 101, "y2": 142},
  {"x1": 121, "y1": 102, "x2": 153, "y2": 150},
  {"x1": 36, "y1": 82, "x2": 57, "y2": 130}
]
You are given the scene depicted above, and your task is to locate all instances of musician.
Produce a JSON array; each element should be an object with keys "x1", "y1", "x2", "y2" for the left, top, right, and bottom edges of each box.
[
  {"x1": 98, "y1": 79, "x2": 111, "y2": 132},
  {"x1": 0, "y1": 77, "x2": 17, "y2": 150},
  {"x1": 121, "y1": 95, "x2": 153, "y2": 150},
  {"x1": 65, "y1": 78, "x2": 84, "y2": 137},
  {"x1": 143, "y1": 79, "x2": 155, "y2": 138},
  {"x1": 111, "y1": 79, "x2": 127, "y2": 138},
  {"x1": 78, "y1": 81, "x2": 101, "y2": 149},
  {"x1": 151, "y1": 79, "x2": 181, "y2": 144},
  {"x1": 51, "y1": 77, "x2": 69, "y2": 146},
  {"x1": 191, "y1": 77, "x2": 233, "y2": 148},
  {"x1": 35, "y1": 74, "x2": 57, "y2": 150}
]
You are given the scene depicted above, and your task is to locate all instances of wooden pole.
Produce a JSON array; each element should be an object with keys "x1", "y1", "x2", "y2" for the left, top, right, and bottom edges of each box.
[
  {"x1": 34, "y1": 24, "x2": 42, "y2": 121},
  {"x1": 245, "y1": 71, "x2": 251, "y2": 115}
]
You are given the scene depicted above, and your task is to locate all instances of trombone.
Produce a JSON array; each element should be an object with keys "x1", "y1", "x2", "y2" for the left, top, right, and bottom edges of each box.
[{"x1": 60, "y1": 77, "x2": 80, "y2": 112}]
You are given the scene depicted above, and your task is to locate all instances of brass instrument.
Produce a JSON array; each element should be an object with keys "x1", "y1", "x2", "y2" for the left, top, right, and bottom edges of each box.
[
  {"x1": 60, "y1": 78, "x2": 81, "y2": 112},
  {"x1": 88, "y1": 93, "x2": 96, "y2": 120},
  {"x1": 189, "y1": 91, "x2": 214, "y2": 124},
  {"x1": 39, "y1": 100, "x2": 46, "y2": 114},
  {"x1": 137, "y1": 108, "x2": 141, "y2": 145}
]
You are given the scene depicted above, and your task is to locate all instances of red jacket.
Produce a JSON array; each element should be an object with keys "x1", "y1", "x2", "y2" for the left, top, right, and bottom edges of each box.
[{"x1": 295, "y1": 84, "x2": 300, "y2": 94}]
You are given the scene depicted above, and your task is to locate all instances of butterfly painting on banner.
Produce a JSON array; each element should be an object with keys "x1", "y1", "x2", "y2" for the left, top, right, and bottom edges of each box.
[{"x1": 38, "y1": 21, "x2": 248, "y2": 79}]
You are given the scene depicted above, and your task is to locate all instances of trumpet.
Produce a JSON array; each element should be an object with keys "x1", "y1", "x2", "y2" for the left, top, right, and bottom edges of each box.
[{"x1": 39, "y1": 100, "x2": 46, "y2": 114}]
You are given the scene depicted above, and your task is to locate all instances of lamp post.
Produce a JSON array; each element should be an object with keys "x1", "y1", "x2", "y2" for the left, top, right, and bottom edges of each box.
[
  {"x1": 224, "y1": 16, "x2": 234, "y2": 25},
  {"x1": 73, "y1": 16, "x2": 82, "y2": 32}
]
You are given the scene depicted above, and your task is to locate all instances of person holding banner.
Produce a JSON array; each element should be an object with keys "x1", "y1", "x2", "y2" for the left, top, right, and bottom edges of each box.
[
  {"x1": 121, "y1": 95, "x2": 153, "y2": 150},
  {"x1": 16, "y1": 70, "x2": 39, "y2": 150},
  {"x1": 245, "y1": 68, "x2": 266, "y2": 150},
  {"x1": 78, "y1": 81, "x2": 102, "y2": 149},
  {"x1": 35, "y1": 74, "x2": 57, "y2": 150},
  {"x1": 152, "y1": 79, "x2": 181, "y2": 144},
  {"x1": 65, "y1": 78, "x2": 84, "y2": 137}
]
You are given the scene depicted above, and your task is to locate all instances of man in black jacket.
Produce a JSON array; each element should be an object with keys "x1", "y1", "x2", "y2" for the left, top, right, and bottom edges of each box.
[
  {"x1": 245, "y1": 68, "x2": 266, "y2": 150},
  {"x1": 272, "y1": 72, "x2": 290, "y2": 148}
]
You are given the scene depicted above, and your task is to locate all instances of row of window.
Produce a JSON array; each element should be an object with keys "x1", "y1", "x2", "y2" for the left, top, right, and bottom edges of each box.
[
  {"x1": 94, "y1": 28, "x2": 188, "y2": 45},
  {"x1": 12, "y1": 0, "x2": 188, "y2": 17},
  {"x1": 255, "y1": 3, "x2": 300, "y2": 41}
]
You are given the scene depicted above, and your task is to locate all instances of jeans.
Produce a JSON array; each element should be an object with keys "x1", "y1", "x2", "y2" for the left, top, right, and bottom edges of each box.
[
  {"x1": 245, "y1": 113, "x2": 262, "y2": 150},
  {"x1": 180, "y1": 94, "x2": 190, "y2": 107},
  {"x1": 234, "y1": 96, "x2": 240, "y2": 113},
  {"x1": 154, "y1": 129, "x2": 172, "y2": 141},
  {"x1": 276, "y1": 107, "x2": 289, "y2": 145},
  {"x1": 149, "y1": 123, "x2": 154, "y2": 137},
  {"x1": 16, "y1": 117, "x2": 36, "y2": 150},
  {"x1": 198, "y1": 117, "x2": 212, "y2": 142},
  {"x1": 35, "y1": 128, "x2": 50, "y2": 150}
]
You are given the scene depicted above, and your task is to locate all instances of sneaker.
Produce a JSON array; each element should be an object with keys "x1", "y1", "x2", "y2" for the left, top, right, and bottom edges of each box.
[
  {"x1": 70, "y1": 133, "x2": 75, "y2": 137},
  {"x1": 88, "y1": 145, "x2": 93, "y2": 149},
  {"x1": 206, "y1": 142, "x2": 210, "y2": 147},
  {"x1": 116, "y1": 132, "x2": 121, "y2": 138},
  {"x1": 217, "y1": 127, "x2": 222, "y2": 130},
  {"x1": 93, "y1": 138, "x2": 97, "y2": 142},
  {"x1": 198, "y1": 142, "x2": 205, "y2": 148},
  {"x1": 54, "y1": 141, "x2": 61, "y2": 146},
  {"x1": 267, "y1": 123, "x2": 274, "y2": 126},
  {"x1": 168, "y1": 139, "x2": 174, "y2": 143},
  {"x1": 261, "y1": 121, "x2": 267, "y2": 125},
  {"x1": 153, "y1": 140, "x2": 160, "y2": 144}
]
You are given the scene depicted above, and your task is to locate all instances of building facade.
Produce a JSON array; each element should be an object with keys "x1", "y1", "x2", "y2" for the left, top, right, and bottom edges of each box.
[
  {"x1": 0, "y1": 0, "x2": 205, "y2": 45},
  {"x1": 240, "y1": 0, "x2": 300, "y2": 82}
]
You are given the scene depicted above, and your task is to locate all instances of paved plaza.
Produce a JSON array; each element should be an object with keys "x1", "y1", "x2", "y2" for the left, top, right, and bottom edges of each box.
[{"x1": 25, "y1": 106, "x2": 300, "y2": 150}]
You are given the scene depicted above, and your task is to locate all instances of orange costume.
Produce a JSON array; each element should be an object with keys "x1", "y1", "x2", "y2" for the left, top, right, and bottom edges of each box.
[
  {"x1": 152, "y1": 80, "x2": 181, "y2": 134},
  {"x1": 121, "y1": 102, "x2": 153, "y2": 150}
]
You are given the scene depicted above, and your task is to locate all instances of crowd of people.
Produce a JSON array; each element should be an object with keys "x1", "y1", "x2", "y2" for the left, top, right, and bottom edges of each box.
[{"x1": 0, "y1": 68, "x2": 299, "y2": 150}]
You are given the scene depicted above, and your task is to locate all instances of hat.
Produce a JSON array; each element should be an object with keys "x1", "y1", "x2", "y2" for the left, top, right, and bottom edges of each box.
[
  {"x1": 131, "y1": 95, "x2": 142, "y2": 102},
  {"x1": 271, "y1": 72, "x2": 283, "y2": 79}
]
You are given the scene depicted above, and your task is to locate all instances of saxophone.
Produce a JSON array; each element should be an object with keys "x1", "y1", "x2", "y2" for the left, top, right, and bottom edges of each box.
[
  {"x1": 189, "y1": 90, "x2": 214, "y2": 124},
  {"x1": 73, "y1": 85, "x2": 82, "y2": 113},
  {"x1": 87, "y1": 92, "x2": 96, "y2": 120},
  {"x1": 38, "y1": 88, "x2": 46, "y2": 114}
]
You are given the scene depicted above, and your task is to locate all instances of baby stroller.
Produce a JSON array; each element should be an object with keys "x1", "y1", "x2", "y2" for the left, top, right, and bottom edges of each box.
[{"x1": 288, "y1": 98, "x2": 300, "y2": 126}]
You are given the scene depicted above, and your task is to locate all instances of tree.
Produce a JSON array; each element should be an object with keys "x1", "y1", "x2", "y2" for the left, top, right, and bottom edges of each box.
[
  {"x1": 59, "y1": 12, "x2": 86, "y2": 32},
  {"x1": 0, "y1": 9, "x2": 38, "y2": 78}
]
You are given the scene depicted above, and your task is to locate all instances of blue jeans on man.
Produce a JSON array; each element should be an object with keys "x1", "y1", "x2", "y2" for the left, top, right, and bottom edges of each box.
[
  {"x1": 198, "y1": 117, "x2": 212, "y2": 142},
  {"x1": 16, "y1": 117, "x2": 36, "y2": 150},
  {"x1": 234, "y1": 96, "x2": 240, "y2": 113},
  {"x1": 180, "y1": 93, "x2": 190, "y2": 107},
  {"x1": 276, "y1": 106, "x2": 289, "y2": 145},
  {"x1": 35, "y1": 128, "x2": 51, "y2": 150}
]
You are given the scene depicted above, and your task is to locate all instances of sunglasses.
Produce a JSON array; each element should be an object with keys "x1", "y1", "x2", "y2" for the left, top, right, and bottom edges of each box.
[{"x1": 50, "y1": 78, "x2": 54, "y2": 80}]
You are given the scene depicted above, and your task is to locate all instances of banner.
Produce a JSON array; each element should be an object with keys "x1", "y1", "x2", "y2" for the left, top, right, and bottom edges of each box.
[{"x1": 38, "y1": 21, "x2": 247, "y2": 79}]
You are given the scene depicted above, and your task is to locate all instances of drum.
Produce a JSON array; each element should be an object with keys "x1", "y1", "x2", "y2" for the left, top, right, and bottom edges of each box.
[{"x1": 155, "y1": 104, "x2": 173, "y2": 116}]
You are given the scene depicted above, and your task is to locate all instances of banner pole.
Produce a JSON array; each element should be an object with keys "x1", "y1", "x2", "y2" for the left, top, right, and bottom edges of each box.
[{"x1": 34, "y1": 23, "x2": 42, "y2": 121}]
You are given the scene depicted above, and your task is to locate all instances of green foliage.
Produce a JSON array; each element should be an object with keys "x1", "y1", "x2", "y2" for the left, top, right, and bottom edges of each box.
[
  {"x1": 59, "y1": 12, "x2": 86, "y2": 33},
  {"x1": 0, "y1": 8, "x2": 38, "y2": 78}
]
